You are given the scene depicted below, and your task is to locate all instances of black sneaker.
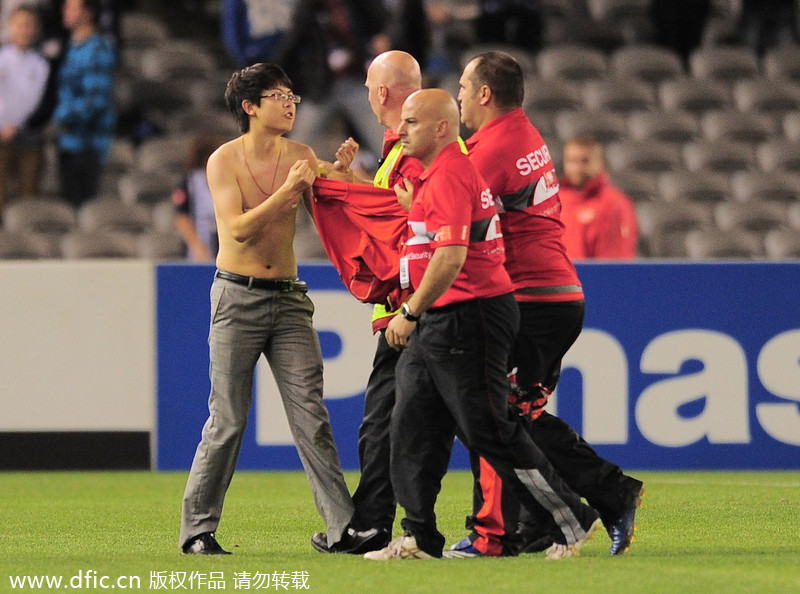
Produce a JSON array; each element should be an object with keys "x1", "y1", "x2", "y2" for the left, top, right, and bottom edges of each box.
[
  {"x1": 311, "y1": 527, "x2": 390, "y2": 554},
  {"x1": 182, "y1": 532, "x2": 232, "y2": 555},
  {"x1": 608, "y1": 485, "x2": 644, "y2": 555}
]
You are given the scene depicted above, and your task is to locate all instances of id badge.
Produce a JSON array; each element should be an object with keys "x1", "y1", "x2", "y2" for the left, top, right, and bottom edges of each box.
[{"x1": 399, "y1": 255, "x2": 410, "y2": 289}]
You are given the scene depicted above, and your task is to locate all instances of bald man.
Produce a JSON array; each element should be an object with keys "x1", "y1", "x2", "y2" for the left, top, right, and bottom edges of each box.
[
  {"x1": 347, "y1": 51, "x2": 425, "y2": 541},
  {"x1": 364, "y1": 89, "x2": 601, "y2": 561},
  {"x1": 311, "y1": 51, "x2": 426, "y2": 554},
  {"x1": 321, "y1": 49, "x2": 423, "y2": 188}
]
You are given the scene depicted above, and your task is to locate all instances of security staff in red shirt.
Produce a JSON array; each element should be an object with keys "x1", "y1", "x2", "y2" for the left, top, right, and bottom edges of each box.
[
  {"x1": 364, "y1": 88, "x2": 601, "y2": 561},
  {"x1": 450, "y1": 51, "x2": 643, "y2": 558},
  {"x1": 311, "y1": 52, "x2": 426, "y2": 554}
]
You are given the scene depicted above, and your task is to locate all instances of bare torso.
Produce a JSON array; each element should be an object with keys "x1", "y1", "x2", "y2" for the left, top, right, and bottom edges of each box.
[{"x1": 209, "y1": 135, "x2": 316, "y2": 279}]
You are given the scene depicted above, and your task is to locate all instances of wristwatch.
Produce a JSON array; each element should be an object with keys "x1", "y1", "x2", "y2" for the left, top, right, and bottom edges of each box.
[{"x1": 400, "y1": 302, "x2": 420, "y2": 322}]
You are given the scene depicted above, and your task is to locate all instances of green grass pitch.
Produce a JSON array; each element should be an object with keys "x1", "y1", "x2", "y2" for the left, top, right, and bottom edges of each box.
[{"x1": 1, "y1": 470, "x2": 798, "y2": 593}]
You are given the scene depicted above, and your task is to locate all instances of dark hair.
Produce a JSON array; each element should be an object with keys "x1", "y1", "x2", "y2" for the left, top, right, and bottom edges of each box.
[
  {"x1": 224, "y1": 63, "x2": 293, "y2": 133},
  {"x1": 82, "y1": 0, "x2": 103, "y2": 25},
  {"x1": 469, "y1": 51, "x2": 524, "y2": 111},
  {"x1": 565, "y1": 134, "x2": 602, "y2": 150},
  {"x1": 11, "y1": 4, "x2": 42, "y2": 22}
]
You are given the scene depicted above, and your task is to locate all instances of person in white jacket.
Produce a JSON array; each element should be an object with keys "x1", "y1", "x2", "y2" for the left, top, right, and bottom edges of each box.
[{"x1": 0, "y1": 4, "x2": 50, "y2": 213}]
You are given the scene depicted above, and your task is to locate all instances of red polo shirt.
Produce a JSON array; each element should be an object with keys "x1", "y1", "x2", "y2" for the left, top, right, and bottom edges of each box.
[
  {"x1": 465, "y1": 108, "x2": 584, "y2": 302},
  {"x1": 406, "y1": 142, "x2": 513, "y2": 308},
  {"x1": 559, "y1": 172, "x2": 638, "y2": 259}
]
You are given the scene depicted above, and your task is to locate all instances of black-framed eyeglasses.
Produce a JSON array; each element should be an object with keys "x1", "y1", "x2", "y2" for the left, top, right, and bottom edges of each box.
[{"x1": 260, "y1": 92, "x2": 301, "y2": 104}]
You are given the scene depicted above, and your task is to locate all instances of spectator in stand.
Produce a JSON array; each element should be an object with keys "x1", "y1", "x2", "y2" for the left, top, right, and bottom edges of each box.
[
  {"x1": 172, "y1": 133, "x2": 225, "y2": 261},
  {"x1": 475, "y1": 0, "x2": 543, "y2": 53},
  {"x1": 738, "y1": 0, "x2": 799, "y2": 56},
  {"x1": 52, "y1": 0, "x2": 116, "y2": 207},
  {"x1": 650, "y1": 0, "x2": 711, "y2": 65},
  {"x1": 221, "y1": 0, "x2": 298, "y2": 68},
  {"x1": 274, "y1": 0, "x2": 388, "y2": 168},
  {"x1": 377, "y1": 0, "x2": 430, "y2": 70},
  {"x1": 0, "y1": 4, "x2": 50, "y2": 214},
  {"x1": 0, "y1": 0, "x2": 51, "y2": 44},
  {"x1": 558, "y1": 135, "x2": 638, "y2": 260}
]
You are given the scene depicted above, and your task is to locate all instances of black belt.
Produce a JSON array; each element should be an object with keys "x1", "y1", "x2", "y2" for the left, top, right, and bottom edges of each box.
[{"x1": 215, "y1": 270, "x2": 307, "y2": 292}]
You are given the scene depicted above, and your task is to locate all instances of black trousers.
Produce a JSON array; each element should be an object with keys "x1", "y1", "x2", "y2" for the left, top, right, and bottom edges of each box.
[
  {"x1": 391, "y1": 294, "x2": 598, "y2": 557},
  {"x1": 469, "y1": 300, "x2": 642, "y2": 553},
  {"x1": 351, "y1": 330, "x2": 400, "y2": 532},
  {"x1": 58, "y1": 149, "x2": 101, "y2": 208}
]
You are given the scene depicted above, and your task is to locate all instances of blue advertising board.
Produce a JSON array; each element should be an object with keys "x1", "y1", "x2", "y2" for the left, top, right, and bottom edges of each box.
[{"x1": 156, "y1": 262, "x2": 800, "y2": 471}]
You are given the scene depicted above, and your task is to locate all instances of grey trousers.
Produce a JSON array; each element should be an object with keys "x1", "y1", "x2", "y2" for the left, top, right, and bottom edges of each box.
[{"x1": 179, "y1": 275, "x2": 355, "y2": 549}]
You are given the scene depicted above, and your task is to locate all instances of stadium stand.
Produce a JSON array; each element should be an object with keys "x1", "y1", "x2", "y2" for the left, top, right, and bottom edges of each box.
[
  {"x1": 135, "y1": 135, "x2": 194, "y2": 177},
  {"x1": 608, "y1": 44, "x2": 685, "y2": 85},
  {"x1": 636, "y1": 200, "x2": 714, "y2": 258},
  {"x1": 688, "y1": 45, "x2": 761, "y2": 82},
  {"x1": 682, "y1": 140, "x2": 756, "y2": 173},
  {"x1": 523, "y1": 77, "x2": 584, "y2": 113},
  {"x1": 626, "y1": 110, "x2": 699, "y2": 144},
  {"x1": 585, "y1": 0, "x2": 652, "y2": 43},
  {"x1": 605, "y1": 139, "x2": 685, "y2": 174},
  {"x1": 713, "y1": 200, "x2": 788, "y2": 234},
  {"x1": 609, "y1": 170, "x2": 661, "y2": 203},
  {"x1": 117, "y1": 9, "x2": 169, "y2": 48},
  {"x1": 658, "y1": 78, "x2": 733, "y2": 115},
  {"x1": 733, "y1": 78, "x2": 800, "y2": 118},
  {"x1": 782, "y1": 111, "x2": 800, "y2": 141},
  {"x1": 684, "y1": 228, "x2": 764, "y2": 259},
  {"x1": 756, "y1": 139, "x2": 800, "y2": 172},
  {"x1": 657, "y1": 170, "x2": 731, "y2": 204},
  {"x1": 3, "y1": 199, "x2": 78, "y2": 253},
  {"x1": 0, "y1": 229, "x2": 58, "y2": 259},
  {"x1": 764, "y1": 229, "x2": 800, "y2": 258},
  {"x1": 460, "y1": 44, "x2": 538, "y2": 76},
  {"x1": 700, "y1": 110, "x2": 777, "y2": 143},
  {"x1": 77, "y1": 198, "x2": 153, "y2": 239},
  {"x1": 2, "y1": 1, "x2": 799, "y2": 261},
  {"x1": 762, "y1": 44, "x2": 800, "y2": 81},
  {"x1": 537, "y1": 43, "x2": 609, "y2": 81},
  {"x1": 117, "y1": 171, "x2": 175, "y2": 205},
  {"x1": 581, "y1": 77, "x2": 657, "y2": 114},
  {"x1": 555, "y1": 109, "x2": 628, "y2": 143},
  {"x1": 730, "y1": 171, "x2": 800, "y2": 204},
  {"x1": 60, "y1": 230, "x2": 138, "y2": 259},
  {"x1": 135, "y1": 230, "x2": 186, "y2": 260}
]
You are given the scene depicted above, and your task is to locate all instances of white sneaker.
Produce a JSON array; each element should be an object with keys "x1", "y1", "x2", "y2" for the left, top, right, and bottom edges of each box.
[
  {"x1": 545, "y1": 542, "x2": 578, "y2": 560},
  {"x1": 363, "y1": 536, "x2": 434, "y2": 561},
  {"x1": 545, "y1": 517, "x2": 602, "y2": 560}
]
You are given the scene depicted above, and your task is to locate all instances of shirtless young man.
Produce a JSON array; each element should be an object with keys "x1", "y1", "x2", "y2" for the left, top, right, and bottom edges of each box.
[{"x1": 179, "y1": 62, "x2": 383, "y2": 556}]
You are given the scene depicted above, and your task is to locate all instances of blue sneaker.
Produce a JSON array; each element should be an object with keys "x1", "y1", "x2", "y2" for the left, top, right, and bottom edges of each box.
[
  {"x1": 442, "y1": 536, "x2": 484, "y2": 558},
  {"x1": 608, "y1": 486, "x2": 644, "y2": 555}
]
